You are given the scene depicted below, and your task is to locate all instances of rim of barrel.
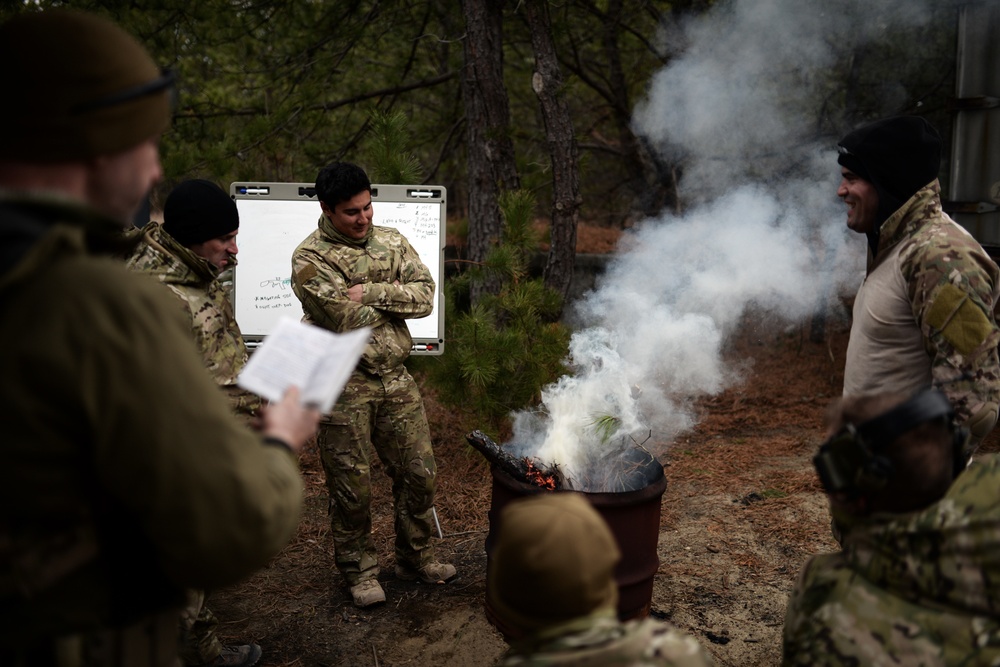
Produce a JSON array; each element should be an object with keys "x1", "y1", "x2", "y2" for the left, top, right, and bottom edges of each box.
[{"x1": 489, "y1": 461, "x2": 666, "y2": 506}]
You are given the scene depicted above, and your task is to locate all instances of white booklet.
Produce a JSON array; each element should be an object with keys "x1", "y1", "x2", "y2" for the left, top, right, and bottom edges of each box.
[{"x1": 238, "y1": 316, "x2": 371, "y2": 413}]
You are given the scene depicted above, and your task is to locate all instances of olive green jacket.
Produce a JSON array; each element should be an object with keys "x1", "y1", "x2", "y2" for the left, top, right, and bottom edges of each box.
[
  {"x1": 126, "y1": 222, "x2": 261, "y2": 420},
  {"x1": 0, "y1": 195, "x2": 302, "y2": 649},
  {"x1": 291, "y1": 214, "x2": 434, "y2": 377}
]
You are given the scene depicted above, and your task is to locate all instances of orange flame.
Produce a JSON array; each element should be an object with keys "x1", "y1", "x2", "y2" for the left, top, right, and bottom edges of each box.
[{"x1": 523, "y1": 458, "x2": 557, "y2": 490}]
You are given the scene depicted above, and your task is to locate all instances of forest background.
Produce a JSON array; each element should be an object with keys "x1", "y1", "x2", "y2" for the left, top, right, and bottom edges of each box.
[{"x1": 1, "y1": 0, "x2": 967, "y2": 434}]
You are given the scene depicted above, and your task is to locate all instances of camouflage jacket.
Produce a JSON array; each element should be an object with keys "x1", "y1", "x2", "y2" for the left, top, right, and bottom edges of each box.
[
  {"x1": 500, "y1": 612, "x2": 714, "y2": 667},
  {"x1": 0, "y1": 195, "x2": 302, "y2": 652},
  {"x1": 782, "y1": 453, "x2": 1000, "y2": 666},
  {"x1": 290, "y1": 214, "x2": 434, "y2": 376},
  {"x1": 127, "y1": 223, "x2": 261, "y2": 420},
  {"x1": 843, "y1": 180, "x2": 1000, "y2": 439}
]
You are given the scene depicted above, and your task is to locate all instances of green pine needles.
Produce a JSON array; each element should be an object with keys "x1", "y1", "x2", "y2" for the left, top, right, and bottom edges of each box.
[
  {"x1": 588, "y1": 414, "x2": 622, "y2": 444},
  {"x1": 365, "y1": 108, "x2": 424, "y2": 185},
  {"x1": 417, "y1": 189, "x2": 571, "y2": 433}
]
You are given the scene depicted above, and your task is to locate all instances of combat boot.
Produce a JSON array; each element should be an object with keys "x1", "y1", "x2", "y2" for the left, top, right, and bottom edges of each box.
[
  {"x1": 395, "y1": 561, "x2": 457, "y2": 584},
  {"x1": 349, "y1": 578, "x2": 386, "y2": 607}
]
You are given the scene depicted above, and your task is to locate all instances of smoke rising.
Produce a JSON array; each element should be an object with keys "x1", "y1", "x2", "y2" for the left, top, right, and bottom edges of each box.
[{"x1": 507, "y1": 0, "x2": 944, "y2": 491}]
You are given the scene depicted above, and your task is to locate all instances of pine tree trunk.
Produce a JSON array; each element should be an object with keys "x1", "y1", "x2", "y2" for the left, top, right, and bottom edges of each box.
[
  {"x1": 460, "y1": 0, "x2": 520, "y2": 305},
  {"x1": 523, "y1": 0, "x2": 581, "y2": 315}
]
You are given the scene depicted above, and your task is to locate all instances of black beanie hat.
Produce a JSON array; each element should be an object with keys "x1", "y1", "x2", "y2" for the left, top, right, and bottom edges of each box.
[
  {"x1": 837, "y1": 116, "x2": 942, "y2": 224},
  {"x1": 163, "y1": 180, "x2": 239, "y2": 247}
]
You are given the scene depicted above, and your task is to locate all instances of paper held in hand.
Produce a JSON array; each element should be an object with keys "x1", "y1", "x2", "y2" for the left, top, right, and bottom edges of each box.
[{"x1": 238, "y1": 316, "x2": 371, "y2": 413}]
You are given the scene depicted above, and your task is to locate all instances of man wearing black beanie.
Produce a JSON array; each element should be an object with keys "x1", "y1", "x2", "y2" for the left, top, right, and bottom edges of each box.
[
  {"x1": 837, "y1": 115, "x2": 1000, "y2": 451},
  {"x1": 128, "y1": 179, "x2": 265, "y2": 667},
  {"x1": 129, "y1": 179, "x2": 257, "y2": 420}
]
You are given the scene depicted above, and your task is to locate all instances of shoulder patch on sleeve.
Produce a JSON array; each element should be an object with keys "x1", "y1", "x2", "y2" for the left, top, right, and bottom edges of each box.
[
  {"x1": 926, "y1": 282, "x2": 994, "y2": 356},
  {"x1": 296, "y1": 264, "x2": 318, "y2": 283}
]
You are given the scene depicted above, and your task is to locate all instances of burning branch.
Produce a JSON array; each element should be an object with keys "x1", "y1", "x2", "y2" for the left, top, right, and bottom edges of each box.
[
  {"x1": 523, "y1": 459, "x2": 558, "y2": 490},
  {"x1": 466, "y1": 430, "x2": 564, "y2": 490}
]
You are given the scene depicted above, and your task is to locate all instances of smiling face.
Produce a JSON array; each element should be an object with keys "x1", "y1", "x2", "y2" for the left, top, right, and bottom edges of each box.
[
  {"x1": 321, "y1": 190, "x2": 373, "y2": 240},
  {"x1": 188, "y1": 230, "x2": 238, "y2": 270},
  {"x1": 837, "y1": 167, "x2": 880, "y2": 234}
]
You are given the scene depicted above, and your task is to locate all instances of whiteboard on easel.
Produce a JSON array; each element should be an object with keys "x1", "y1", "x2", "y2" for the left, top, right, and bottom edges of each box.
[{"x1": 230, "y1": 182, "x2": 445, "y2": 355}]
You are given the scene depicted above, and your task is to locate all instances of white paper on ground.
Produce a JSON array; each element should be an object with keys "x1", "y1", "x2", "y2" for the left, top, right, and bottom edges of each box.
[{"x1": 238, "y1": 317, "x2": 371, "y2": 413}]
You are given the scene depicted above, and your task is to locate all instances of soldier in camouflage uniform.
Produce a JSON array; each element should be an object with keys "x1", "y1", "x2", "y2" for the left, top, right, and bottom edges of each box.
[
  {"x1": 489, "y1": 492, "x2": 713, "y2": 667},
  {"x1": 290, "y1": 162, "x2": 455, "y2": 608},
  {"x1": 128, "y1": 179, "x2": 262, "y2": 424},
  {"x1": 128, "y1": 180, "x2": 263, "y2": 667},
  {"x1": 837, "y1": 116, "x2": 1000, "y2": 449},
  {"x1": 783, "y1": 389, "x2": 1000, "y2": 665}
]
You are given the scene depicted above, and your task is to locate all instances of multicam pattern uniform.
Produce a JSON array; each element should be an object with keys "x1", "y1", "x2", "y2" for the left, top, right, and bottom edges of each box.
[
  {"x1": 291, "y1": 214, "x2": 437, "y2": 584},
  {"x1": 843, "y1": 180, "x2": 1000, "y2": 442},
  {"x1": 127, "y1": 222, "x2": 261, "y2": 422},
  {"x1": 782, "y1": 453, "x2": 1000, "y2": 666},
  {"x1": 500, "y1": 613, "x2": 714, "y2": 667},
  {"x1": 127, "y1": 222, "x2": 259, "y2": 664}
]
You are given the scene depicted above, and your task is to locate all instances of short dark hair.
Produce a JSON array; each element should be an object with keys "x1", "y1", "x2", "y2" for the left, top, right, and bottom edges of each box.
[{"x1": 315, "y1": 162, "x2": 371, "y2": 211}]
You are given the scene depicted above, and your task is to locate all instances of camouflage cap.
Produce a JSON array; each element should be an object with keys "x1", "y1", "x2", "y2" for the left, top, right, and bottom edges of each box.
[
  {"x1": 0, "y1": 9, "x2": 173, "y2": 162},
  {"x1": 488, "y1": 492, "x2": 620, "y2": 636}
]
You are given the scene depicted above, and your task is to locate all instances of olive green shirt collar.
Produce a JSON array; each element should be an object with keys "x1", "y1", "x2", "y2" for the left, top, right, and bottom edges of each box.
[{"x1": 318, "y1": 212, "x2": 372, "y2": 248}]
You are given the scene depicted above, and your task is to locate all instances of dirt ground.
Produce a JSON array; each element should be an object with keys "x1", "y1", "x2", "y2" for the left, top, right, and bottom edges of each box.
[{"x1": 209, "y1": 223, "x2": 1000, "y2": 666}]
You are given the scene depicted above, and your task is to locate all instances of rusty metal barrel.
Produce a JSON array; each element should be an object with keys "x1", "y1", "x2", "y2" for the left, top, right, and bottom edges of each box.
[{"x1": 483, "y1": 454, "x2": 667, "y2": 638}]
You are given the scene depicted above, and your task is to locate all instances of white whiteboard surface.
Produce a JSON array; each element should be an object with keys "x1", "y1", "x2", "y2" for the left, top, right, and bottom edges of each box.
[{"x1": 231, "y1": 182, "x2": 445, "y2": 354}]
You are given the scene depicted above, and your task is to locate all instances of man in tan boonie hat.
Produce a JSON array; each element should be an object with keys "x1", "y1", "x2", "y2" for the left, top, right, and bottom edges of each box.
[
  {"x1": 0, "y1": 10, "x2": 173, "y2": 155},
  {"x1": 0, "y1": 9, "x2": 320, "y2": 667},
  {"x1": 488, "y1": 492, "x2": 713, "y2": 666},
  {"x1": 0, "y1": 8, "x2": 175, "y2": 225}
]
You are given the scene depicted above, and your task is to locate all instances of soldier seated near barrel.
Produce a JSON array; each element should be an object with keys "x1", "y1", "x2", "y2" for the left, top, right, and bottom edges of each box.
[
  {"x1": 782, "y1": 388, "x2": 1000, "y2": 665},
  {"x1": 488, "y1": 492, "x2": 713, "y2": 666}
]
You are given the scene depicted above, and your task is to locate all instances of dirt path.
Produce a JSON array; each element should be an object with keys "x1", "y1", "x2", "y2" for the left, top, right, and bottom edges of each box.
[{"x1": 207, "y1": 315, "x2": 872, "y2": 666}]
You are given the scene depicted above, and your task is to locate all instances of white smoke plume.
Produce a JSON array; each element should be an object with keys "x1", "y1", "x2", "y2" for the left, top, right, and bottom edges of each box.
[{"x1": 507, "y1": 0, "x2": 944, "y2": 491}]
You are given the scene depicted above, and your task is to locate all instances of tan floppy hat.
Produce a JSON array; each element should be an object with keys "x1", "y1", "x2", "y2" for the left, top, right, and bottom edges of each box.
[
  {"x1": 0, "y1": 9, "x2": 173, "y2": 162},
  {"x1": 487, "y1": 492, "x2": 621, "y2": 636}
]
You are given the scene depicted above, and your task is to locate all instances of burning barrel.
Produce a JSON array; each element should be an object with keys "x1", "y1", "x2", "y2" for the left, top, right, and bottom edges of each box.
[{"x1": 468, "y1": 431, "x2": 667, "y2": 638}]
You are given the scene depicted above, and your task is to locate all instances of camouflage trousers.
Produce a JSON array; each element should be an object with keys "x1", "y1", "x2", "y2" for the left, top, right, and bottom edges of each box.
[
  {"x1": 177, "y1": 588, "x2": 222, "y2": 665},
  {"x1": 318, "y1": 366, "x2": 438, "y2": 586}
]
